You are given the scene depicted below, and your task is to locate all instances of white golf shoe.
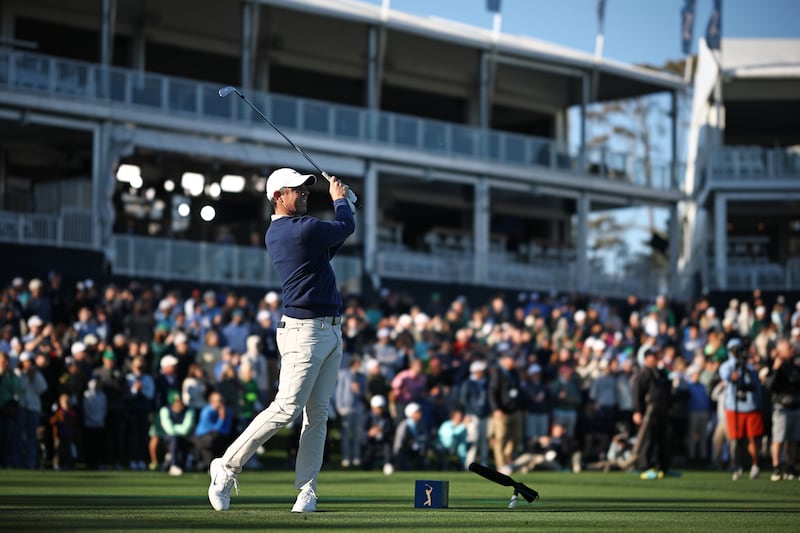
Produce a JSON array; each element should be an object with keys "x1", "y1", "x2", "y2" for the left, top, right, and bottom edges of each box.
[
  {"x1": 208, "y1": 458, "x2": 239, "y2": 511},
  {"x1": 291, "y1": 487, "x2": 317, "y2": 513}
]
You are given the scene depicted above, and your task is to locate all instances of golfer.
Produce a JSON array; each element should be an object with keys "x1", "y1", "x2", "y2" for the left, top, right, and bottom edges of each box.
[{"x1": 208, "y1": 168, "x2": 355, "y2": 513}]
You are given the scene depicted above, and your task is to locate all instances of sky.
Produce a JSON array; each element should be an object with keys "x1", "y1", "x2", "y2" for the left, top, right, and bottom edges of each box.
[{"x1": 366, "y1": 0, "x2": 800, "y2": 66}]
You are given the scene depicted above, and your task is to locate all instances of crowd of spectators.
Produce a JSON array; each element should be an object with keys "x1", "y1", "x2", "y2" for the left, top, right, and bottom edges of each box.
[{"x1": 0, "y1": 271, "x2": 798, "y2": 480}]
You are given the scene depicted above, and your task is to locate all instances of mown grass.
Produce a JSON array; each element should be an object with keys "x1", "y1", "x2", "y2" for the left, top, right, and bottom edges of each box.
[{"x1": 1, "y1": 467, "x2": 799, "y2": 532}]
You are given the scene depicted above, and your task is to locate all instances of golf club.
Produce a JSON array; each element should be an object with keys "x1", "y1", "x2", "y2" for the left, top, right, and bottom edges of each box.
[
  {"x1": 468, "y1": 462, "x2": 539, "y2": 505},
  {"x1": 218, "y1": 85, "x2": 360, "y2": 208}
]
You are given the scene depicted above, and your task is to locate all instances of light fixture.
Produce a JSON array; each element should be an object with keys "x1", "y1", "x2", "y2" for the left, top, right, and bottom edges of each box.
[
  {"x1": 177, "y1": 202, "x2": 190, "y2": 217},
  {"x1": 129, "y1": 174, "x2": 143, "y2": 189},
  {"x1": 207, "y1": 182, "x2": 222, "y2": 198},
  {"x1": 116, "y1": 164, "x2": 140, "y2": 183},
  {"x1": 181, "y1": 172, "x2": 205, "y2": 197},
  {"x1": 164, "y1": 179, "x2": 175, "y2": 192},
  {"x1": 200, "y1": 205, "x2": 216, "y2": 222},
  {"x1": 220, "y1": 174, "x2": 246, "y2": 193},
  {"x1": 145, "y1": 188, "x2": 156, "y2": 201}
]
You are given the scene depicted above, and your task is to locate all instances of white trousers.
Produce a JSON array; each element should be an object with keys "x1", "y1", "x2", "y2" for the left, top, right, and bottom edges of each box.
[{"x1": 222, "y1": 315, "x2": 342, "y2": 491}]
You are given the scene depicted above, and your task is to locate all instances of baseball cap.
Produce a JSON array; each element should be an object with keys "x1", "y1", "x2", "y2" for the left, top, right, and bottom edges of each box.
[
  {"x1": 160, "y1": 355, "x2": 179, "y2": 369},
  {"x1": 266, "y1": 168, "x2": 316, "y2": 200},
  {"x1": 404, "y1": 402, "x2": 421, "y2": 418},
  {"x1": 370, "y1": 395, "x2": 387, "y2": 408},
  {"x1": 71, "y1": 342, "x2": 86, "y2": 355},
  {"x1": 470, "y1": 360, "x2": 487, "y2": 373},
  {"x1": 27, "y1": 315, "x2": 43, "y2": 328},
  {"x1": 168, "y1": 390, "x2": 182, "y2": 404},
  {"x1": 264, "y1": 291, "x2": 280, "y2": 304},
  {"x1": 28, "y1": 278, "x2": 43, "y2": 291},
  {"x1": 527, "y1": 363, "x2": 542, "y2": 375},
  {"x1": 19, "y1": 351, "x2": 34, "y2": 362},
  {"x1": 174, "y1": 332, "x2": 188, "y2": 345},
  {"x1": 256, "y1": 310, "x2": 271, "y2": 322}
]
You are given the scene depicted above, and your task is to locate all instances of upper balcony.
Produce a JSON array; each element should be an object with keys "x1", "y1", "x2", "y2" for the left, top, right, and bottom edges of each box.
[{"x1": 0, "y1": 48, "x2": 680, "y2": 192}]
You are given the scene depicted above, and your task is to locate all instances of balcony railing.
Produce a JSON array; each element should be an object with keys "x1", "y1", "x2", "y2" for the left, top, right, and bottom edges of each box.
[
  {"x1": 112, "y1": 234, "x2": 362, "y2": 289},
  {"x1": 0, "y1": 49, "x2": 679, "y2": 190},
  {"x1": 708, "y1": 146, "x2": 800, "y2": 181},
  {"x1": 0, "y1": 208, "x2": 93, "y2": 248}
]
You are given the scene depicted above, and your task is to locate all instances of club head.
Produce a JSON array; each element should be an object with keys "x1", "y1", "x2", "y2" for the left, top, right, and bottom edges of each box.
[
  {"x1": 218, "y1": 86, "x2": 238, "y2": 98},
  {"x1": 514, "y1": 483, "x2": 539, "y2": 504}
]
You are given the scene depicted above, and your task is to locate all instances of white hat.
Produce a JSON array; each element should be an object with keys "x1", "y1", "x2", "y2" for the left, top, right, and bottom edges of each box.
[
  {"x1": 791, "y1": 327, "x2": 800, "y2": 337},
  {"x1": 574, "y1": 310, "x2": 586, "y2": 323},
  {"x1": 377, "y1": 328, "x2": 391, "y2": 339},
  {"x1": 12, "y1": 277, "x2": 24, "y2": 287},
  {"x1": 71, "y1": 342, "x2": 86, "y2": 355},
  {"x1": 266, "y1": 168, "x2": 316, "y2": 199},
  {"x1": 527, "y1": 363, "x2": 542, "y2": 375},
  {"x1": 173, "y1": 332, "x2": 188, "y2": 345},
  {"x1": 404, "y1": 402, "x2": 421, "y2": 418},
  {"x1": 755, "y1": 305, "x2": 766, "y2": 316},
  {"x1": 370, "y1": 395, "x2": 387, "y2": 408},
  {"x1": 470, "y1": 360, "x2": 487, "y2": 373},
  {"x1": 160, "y1": 355, "x2": 179, "y2": 369},
  {"x1": 83, "y1": 333, "x2": 99, "y2": 346},
  {"x1": 365, "y1": 359, "x2": 380, "y2": 371},
  {"x1": 264, "y1": 291, "x2": 280, "y2": 304},
  {"x1": 413, "y1": 313, "x2": 430, "y2": 326},
  {"x1": 256, "y1": 310, "x2": 271, "y2": 322},
  {"x1": 19, "y1": 351, "x2": 34, "y2": 362},
  {"x1": 28, "y1": 278, "x2": 43, "y2": 291},
  {"x1": 27, "y1": 315, "x2": 43, "y2": 328}
]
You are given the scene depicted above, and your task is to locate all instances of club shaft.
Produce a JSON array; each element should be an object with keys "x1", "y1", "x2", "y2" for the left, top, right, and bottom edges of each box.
[{"x1": 233, "y1": 91, "x2": 330, "y2": 182}]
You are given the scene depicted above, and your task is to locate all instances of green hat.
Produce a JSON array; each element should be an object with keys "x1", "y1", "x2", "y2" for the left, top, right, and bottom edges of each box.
[
  {"x1": 168, "y1": 390, "x2": 181, "y2": 404},
  {"x1": 102, "y1": 349, "x2": 115, "y2": 360}
]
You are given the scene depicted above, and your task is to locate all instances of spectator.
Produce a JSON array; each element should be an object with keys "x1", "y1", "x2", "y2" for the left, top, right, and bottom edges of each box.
[
  {"x1": 92, "y1": 349, "x2": 126, "y2": 469},
  {"x1": 363, "y1": 394, "x2": 394, "y2": 474},
  {"x1": 194, "y1": 391, "x2": 233, "y2": 472},
  {"x1": 764, "y1": 338, "x2": 800, "y2": 481},
  {"x1": 393, "y1": 402, "x2": 429, "y2": 471},
  {"x1": 82, "y1": 378, "x2": 107, "y2": 470},
  {"x1": 632, "y1": 348, "x2": 673, "y2": 480},
  {"x1": 252, "y1": 310, "x2": 279, "y2": 404},
  {"x1": 435, "y1": 408, "x2": 467, "y2": 469},
  {"x1": 372, "y1": 327, "x2": 402, "y2": 380},
  {"x1": 550, "y1": 364, "x2": 581, "y2": 441},
  {"x1": 196, "y1": 329, "x2": 222, "y2": 383},
  {"x1": 0, "y1": 351, "x2": 20, "y2": 467},
  {"x1": 521, "y1": 364, "x2": 550, "y2": 448},
  {"x1": 460, "y1": 360, "x2": 491, "y2": 467},
  {"x1": 489, "y1": 353, "x2": 524, "y2": 471},
  {"x1": 685, "y1": 366, "x2": 711, "y2": 464},
  {"x1": 154, "y1": 355, "x2": 180, "y2": 411},
  {"x1": 15, "y1": 351, "x2": 48, "y2": 469},
  {"x1": 335, "y1": 356, "x2": 367, "y2": 468},
  {"x1": 125, "y1": 356, "x2": 155, "y2": 471},
  {"x1": 242, "y1": 335, "x2": 269, "y2": 407},
  {"x1": 159, "y1": 390, "x2": 196, "y2": 476},
  {"x1": 23, "y1": 278, "x2": 52, "y2": 324},
  {"x1": 222, "y1": 309, "x2": 250, "y2": 355},
  {"x1": 720, "y1": 338, "x2": 764, "y2": 481},
  {"x1": 391, "y1": 358, "x2": 427, "y2": 421},
  {"x1": 182, "y1": 363, "x2": 208, "y2": 418},
  {"x1": 50, "y1": 392, "x2": 78, "y2": 470}
]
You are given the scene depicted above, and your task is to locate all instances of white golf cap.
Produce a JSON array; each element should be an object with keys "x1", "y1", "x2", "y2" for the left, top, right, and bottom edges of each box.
[
  {"x1": 160, "y1": 355, "x2": 179, "y2": 369},
  {"x1": 266, "y1": 168, "x2": 316, "y2": 199},
  {"x1": 404, "y1": 402, "x2": 421, "y2": 418},
  {"x1": 370, "y1": 395, "x2": 387, "y2": 408},
  {"x1": 71, "y1": 342, "x2": 86, "y2": 355},
  {"x1": 27, "y1": 315, "x2": 43, "y2": 328},
  {"x1": 470, "y1": 360, "x2": 487, "y2": 373}
]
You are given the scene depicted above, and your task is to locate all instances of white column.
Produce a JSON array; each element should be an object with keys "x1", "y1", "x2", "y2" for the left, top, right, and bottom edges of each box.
[
  {"x1": 714, "y1": 193, "x2": 727, "y2": 290},
  {"x1": 240, "y1": 1, "x2": 259, "y2": 92},
  {"x1": 474, "y1": 178, "x2": 490, "y2": 285},
  {"x1": 363, "y1": 162, "x2": 379, "y2": 285},
  {"x1": 667, "y1": 204, "x2": 680, "y2": 297},
  {"x1": 576, "y1": 192, "x2": 590, "y2": 292}
]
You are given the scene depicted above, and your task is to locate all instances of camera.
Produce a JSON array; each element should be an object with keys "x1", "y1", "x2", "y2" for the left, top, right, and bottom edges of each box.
[{"x1": 727, "y1": 337, "x2": 753, "y2": 401}]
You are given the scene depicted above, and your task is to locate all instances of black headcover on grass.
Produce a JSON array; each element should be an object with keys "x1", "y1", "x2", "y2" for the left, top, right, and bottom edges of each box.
[{"x1": 468, "y1": 462, "x2": 539, "y2": 503}]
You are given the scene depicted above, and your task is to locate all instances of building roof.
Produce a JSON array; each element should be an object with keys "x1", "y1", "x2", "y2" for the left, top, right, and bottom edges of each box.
[
  {"x1": 258, "y1": 0, "x2": 686, "y2": 98},
  {"x1": 722, "y1": 38, "x2": 800, "y2": 79}
]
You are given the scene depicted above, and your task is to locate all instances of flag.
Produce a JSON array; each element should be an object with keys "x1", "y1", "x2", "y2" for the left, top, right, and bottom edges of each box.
[
  {"x1": 680, "y1": 0, "x2": 696, "y2": 55},
  {"x1": 596, "y1": 0, "x2": 606, "y2": 31},
  {"x1": 705, "y1": 0, "x2": 722, "y2": 50},
  {"x1": 486, "y1": 0, "x2": 501, "y2": 13}
]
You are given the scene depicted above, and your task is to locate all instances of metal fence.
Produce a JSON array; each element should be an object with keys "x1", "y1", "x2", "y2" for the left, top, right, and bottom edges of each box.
[
  {"x1": 0, "y1": 48, "x2": 681, "y2": 189},
  {"x1": 112, "y1": 234, "x2": 362, "y2": 289},
  {"x1": 0, "y1": 208, "x2": 93, "y2": 249}
]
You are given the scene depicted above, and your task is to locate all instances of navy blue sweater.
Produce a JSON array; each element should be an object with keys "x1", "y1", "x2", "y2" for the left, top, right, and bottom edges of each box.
[{"x1": 265, "y1": 198, "x2": 355, "y2": 319}]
